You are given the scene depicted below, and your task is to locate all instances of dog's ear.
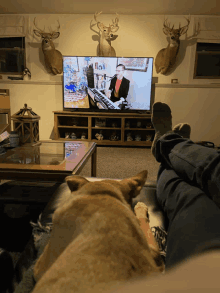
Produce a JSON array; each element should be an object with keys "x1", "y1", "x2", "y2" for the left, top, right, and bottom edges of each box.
[
  {"x1": 65, "y1": 175, "x2": 89, "y2": 192},
  {"x1": 127, "y1": 170, "x2": 148, "y2": 195},
  {"x1": 120, "y1": 170, "x2": 148, "y2": 202}
]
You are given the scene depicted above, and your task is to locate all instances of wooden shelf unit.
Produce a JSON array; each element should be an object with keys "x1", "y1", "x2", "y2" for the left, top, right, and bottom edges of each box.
[{"x1": 53, "y1": 111, "x2": 155, "y2": 147}]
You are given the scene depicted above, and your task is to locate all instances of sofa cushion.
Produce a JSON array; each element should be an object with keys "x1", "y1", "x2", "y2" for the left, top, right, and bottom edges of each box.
[
  {"x1": 0, "y1": 178, "x2": 166, "y2": 232},
  {"x1": 40, "y1": 178, "x2": 167, "y2": 231}
]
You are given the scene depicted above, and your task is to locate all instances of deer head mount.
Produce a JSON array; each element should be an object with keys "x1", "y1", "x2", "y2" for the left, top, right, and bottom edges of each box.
[
  {"x1": 155, "y1": 16, "x2": 190, "y2": 75},
  {"x1": 33, "y1": 18, "x2": 63, "y2": 75},
  {"x1": 93, "y1": 11, "x2": 119, "y2": 57}
]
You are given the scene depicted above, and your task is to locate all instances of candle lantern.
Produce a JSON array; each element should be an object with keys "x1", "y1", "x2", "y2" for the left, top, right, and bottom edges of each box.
[{"x1": 11, "y1": 104, "x2": 41, "y2": 144}]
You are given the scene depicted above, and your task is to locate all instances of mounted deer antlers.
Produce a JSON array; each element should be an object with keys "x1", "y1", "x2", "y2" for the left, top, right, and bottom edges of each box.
[
  {"x1": 33, "y1": 18, "x2": 63, "y2": 75},
  {"x1": 93, "y1": 11, "x2": 119, "y2": 57},
  {"x1": 155, "y1": 16, "x2": 190, "y2": 75}
]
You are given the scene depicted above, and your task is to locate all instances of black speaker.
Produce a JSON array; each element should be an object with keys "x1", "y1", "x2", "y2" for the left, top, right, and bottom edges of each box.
[{"x1": 86, "y1": 64, "x2": 94, "y2": 88}]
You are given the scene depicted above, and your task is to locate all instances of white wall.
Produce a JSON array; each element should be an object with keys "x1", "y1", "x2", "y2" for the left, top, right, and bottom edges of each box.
[
  {"x1": 0, "y1": 14, "x2": 220, "y2": 144},
  {"x1": 156, "y1": 87, "x2": 220, "y2": 144}
]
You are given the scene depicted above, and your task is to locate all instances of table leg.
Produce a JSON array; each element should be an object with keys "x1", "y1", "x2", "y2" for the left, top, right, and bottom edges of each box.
[{"x1": 91, "y1": 148, "x2": 97, "y2": 177}]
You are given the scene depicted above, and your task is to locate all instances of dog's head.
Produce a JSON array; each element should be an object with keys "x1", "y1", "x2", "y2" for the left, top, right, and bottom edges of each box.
[{"x1": 64, "y1": 170, "x2": 148, "y2": 206}]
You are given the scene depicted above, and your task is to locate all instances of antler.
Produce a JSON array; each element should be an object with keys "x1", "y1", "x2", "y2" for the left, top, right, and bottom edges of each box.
[
  {"x1": 179, "y1": 15, "x2": 191, "y2": 35},
  {"x1": 110, "y1": 13, "x2": 119, "y2": 29},
  {"x1": 94, "y1": 11, "x2": 119, "y2": 29},
  {"x1": 185, "y1": 21, "x2": 201, "y2": 40},
  {"x1": 49, "y1": 20, "x2": 60, "y2": 34},
  {"x1": 34, "y1": 17, "x2": 60, "y2": 34},
  {"x1": 163, "y1": 18, "x2": 173, "y2": 31},
  {"x1": 94, "y1": 11, "x2": 103, "y2": 26},
  {"x1": 163, "y1": 16, "x2": 190, "y2": 35},
  {"x1": 33, "y1": 17, "x2": 45, "y2": 33}
]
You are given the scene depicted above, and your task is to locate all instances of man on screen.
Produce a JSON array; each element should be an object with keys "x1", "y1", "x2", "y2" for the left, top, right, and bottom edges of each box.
[{"x1": 107, "y1": 64, "x2": 130, "y2": 109}]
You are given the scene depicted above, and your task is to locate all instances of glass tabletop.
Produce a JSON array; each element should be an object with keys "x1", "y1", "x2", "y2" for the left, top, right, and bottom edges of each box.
[{"x1": 0, "y1": 142, "x2": 82, "y2": 166}]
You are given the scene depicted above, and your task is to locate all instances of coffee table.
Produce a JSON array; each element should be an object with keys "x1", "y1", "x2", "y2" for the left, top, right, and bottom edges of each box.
[{"x1": 0, "y1": 140, "x2": 97, "y2": 182}]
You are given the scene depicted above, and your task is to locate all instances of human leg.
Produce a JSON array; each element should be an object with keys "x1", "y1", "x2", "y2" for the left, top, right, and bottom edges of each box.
[
  {"x1": 156, "y1": 165, "x2": 220, "y2": 270},
  {"x1": 151, "y1": 102, "x2": 220, "y2": 268},
  {"x1": 152, "y1": 102, "x2": 220, "y2": 209}
]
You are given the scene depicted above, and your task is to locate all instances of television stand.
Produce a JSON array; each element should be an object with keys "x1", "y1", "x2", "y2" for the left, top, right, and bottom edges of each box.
[{"x1": 53, "y1": 111, "x2": 155, "y2": 147}]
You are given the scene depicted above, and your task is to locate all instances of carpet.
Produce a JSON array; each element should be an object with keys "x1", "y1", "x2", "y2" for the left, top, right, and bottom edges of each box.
[{"x1": 79, "y1": 146, "x2": 160, "y2": 181}]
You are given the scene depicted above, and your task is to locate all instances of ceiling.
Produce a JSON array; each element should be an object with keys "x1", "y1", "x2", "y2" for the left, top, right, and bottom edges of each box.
[{"x1": 0, "y1": 0, "x2": 219, "y2": 15}]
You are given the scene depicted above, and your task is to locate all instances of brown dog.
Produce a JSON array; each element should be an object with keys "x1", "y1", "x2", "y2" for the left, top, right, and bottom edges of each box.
[{"x1": 33, "y1": 171, "x2": 164, "y2": 293}]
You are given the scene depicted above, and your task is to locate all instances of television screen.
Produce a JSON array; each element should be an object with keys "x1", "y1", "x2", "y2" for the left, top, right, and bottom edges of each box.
[{"x1": 63, "y1": 56, "x2": 153, "y2": 111}]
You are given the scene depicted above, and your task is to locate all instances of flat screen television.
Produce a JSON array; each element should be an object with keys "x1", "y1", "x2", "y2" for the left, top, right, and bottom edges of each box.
[{"x1": 63, "y1": 56, "x2": 153, "y2": 112}]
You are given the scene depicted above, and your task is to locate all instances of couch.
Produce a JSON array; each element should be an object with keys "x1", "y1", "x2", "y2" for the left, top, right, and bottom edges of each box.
[{"x1": 0, "y1": 177, "x2": 167, "y2": 293}]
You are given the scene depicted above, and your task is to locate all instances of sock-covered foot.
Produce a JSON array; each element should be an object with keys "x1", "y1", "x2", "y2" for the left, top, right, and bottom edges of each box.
[
  {"x1": 173, "y1": 123, "x2": 191, "y2": 139},
  {"x1": 151, "y1": 102, "x2": 172, "y2": 157}
]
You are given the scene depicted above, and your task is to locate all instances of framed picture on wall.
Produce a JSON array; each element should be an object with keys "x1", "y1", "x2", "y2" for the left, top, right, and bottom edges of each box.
[
  {"x1": 117, "y1": 57, "x2": 149, "y2": 72},
  {"x1": 64, "y1": 57, "x2": 79, "y2": 73}
]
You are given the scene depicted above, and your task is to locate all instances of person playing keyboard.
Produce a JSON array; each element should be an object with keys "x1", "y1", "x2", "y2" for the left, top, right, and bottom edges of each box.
[{"x1": 107, "y1": 64, "x2": 130, "y2": 110}]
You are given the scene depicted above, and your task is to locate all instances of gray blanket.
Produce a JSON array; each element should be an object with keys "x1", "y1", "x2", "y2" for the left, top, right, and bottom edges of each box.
[{"x1": 14, "y1": 215, "x2": 52, "y2": 293}]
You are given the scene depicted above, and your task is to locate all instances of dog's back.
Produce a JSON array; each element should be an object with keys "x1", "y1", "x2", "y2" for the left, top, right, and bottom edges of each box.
[{"x1": 32, "y1": 172, "x2": 163, "y2": 293}]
